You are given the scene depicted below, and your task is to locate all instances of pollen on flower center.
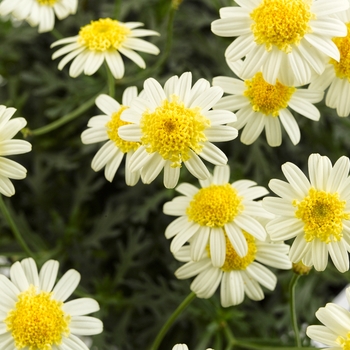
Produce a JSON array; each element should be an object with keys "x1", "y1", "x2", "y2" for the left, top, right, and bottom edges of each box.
[
  {"x1": 244, "y1": 72, "x2": 296, "y2": 116},
  {"x1": 336, "y1": 333, "x2": 350, "y2": 350},
  {"x1": 107, "y1": 105, "x2": 140, "y2": 153},
  {"x1": 186, "y1": 183, "x2": 243, "y2": 227},
  {"x1": 78, "y1": 18, "x2": 131, "y2": 52},
  {"x1": 330, "y1": 23, "x2": 350, "y2": 81},
  {"x1": 250, "y1": 0, "x2": 313, "y2": 53},
  {"x1": 140, "y1": 95, "x2": 210, "y2": 167},
  {"x1": 293, "y1": 187, "x2": 350, "y2": 243},
  {"x1": 37, "y1": 0, "x2": 57, "y2": 5},
  {"x1": 5, "y1": 285, "x2": 70, "y2": 350}
]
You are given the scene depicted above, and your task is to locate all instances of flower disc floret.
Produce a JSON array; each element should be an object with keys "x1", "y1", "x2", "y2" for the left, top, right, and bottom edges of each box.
[
  {"x1": 37, "y1": 0, "x2": 57, "y2": 5},
  {"x1": 337, "y1": 334, "x2": 350, "y2": 350},
  {"x1": 293, "y1": 187, "x2": 350, "y2": 243},
  {"x1": 107, "y1": 106, "x2": 140, "y2": 153},
  {"x1": 250, "y1": 0, "x2": 313, "y2": 53},
  {"x1": 244, "y1": 72, "x2": 296, "y2": 116},
  {"x1": 140, "y1": 96, "x2": 210, "y2": 167},
  {"x1": 5, "y1": 286, "x2": 70, "y2": 350},
  {"x1": 186, "y1": 183, "x2": 243, "y2": 227},
  {"x1": 78, "y1": 18, "x2": 131, "y2": 52}
]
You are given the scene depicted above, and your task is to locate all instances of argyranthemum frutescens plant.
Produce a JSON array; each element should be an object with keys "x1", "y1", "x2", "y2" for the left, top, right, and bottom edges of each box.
[
  {"x1": 51, "y1": 18, "x2": 160, "y2": 79},
  {"x1": 81, "y1": 87, "x2": 141, "y2": 186},
  {"x1": 0, "y1": 257, "x2": 103, "y2": 349},
  {"x1": 213, "y1": 60, "x2": 324, "y2": 147},
  {"x1": 118, "y1": 72, "x2": 238, "y2": 188},
  {"x1": 163, "y1": 164, "x2": 272, "y2": 267},
  {"x1": 263, "y1": 153, "x2": 350, "y2": 272},
  {"x1": 211, "y1": 0, "x2": 349, "y2": 86},
  {"x1": 0, "y1": 0, "x2": 77, "y2": 33}
]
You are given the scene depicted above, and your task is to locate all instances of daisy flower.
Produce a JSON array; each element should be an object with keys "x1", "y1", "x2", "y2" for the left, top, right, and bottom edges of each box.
[
  {"x1": 0, "y1": 106, "x2": 31, "y2": 197},
  {"x1": 173, "y1": 345, "x2": 214, "y2": 350},
  {"x1": 263, "y1": 153, "x2": 350, "y2": 272},
  {"x1": 118, "y1": 72, "x2": 238, "y2": 189},
  {"x1": 163, "y1": 164, "x2": 272, "y2": 267},
  {"x1": 0, "y1": 257, "x2": 103, "y2": 349},
  {"x1": 213, "y1": 60, "x2": 324, "y2": 146},
  {"x1": 51, "y1": 18, "x2": 160, "y2": 79},
  {"x1": 307, "y1": 286, "x2": 350, "y2": 349},
  {"x1": 81, "y1": 87, "x2": 141, "y2": 186},
  {"x1": 174, "y1": 227, "x2": 291, "y2": 307},
  {"x1": 0, "y1": 0, "x2": 77, "y2": 33},
  {"x1": 211, "y1": 0, "x2": 349, "y2": 86},
  {"x1": 309, "y1": 5, "x2": 350, "y2": 117}
]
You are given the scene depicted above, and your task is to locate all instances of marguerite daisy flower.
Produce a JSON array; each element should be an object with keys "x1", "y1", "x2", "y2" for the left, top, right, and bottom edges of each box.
[
  {"x1": 263, "y1": 153, "x2": 350, "y2": 272},
  {"x1": 0, "y1": 0, "x2": 77, "y2": 33},
  {"x1": 163, "y1": 165, "x2": 272, "y2": 267},
  {"x1": 211, "y1": 0, "x2": 349, "y2": 86},
  {"x1": 309, "y1": 4, "x2": 350, "y2": 117},
  {"x1": 51, "y1": 18, "x2": 160, "y2": 79},
  {"x1": 173, "y1": 345, "x2": 214, "y2": 350},
  {"x1": 213, "y1": 60, "x2": 324, "y2": 146},
  {"x1": 81, "y1": 87, "x2": 141, "y2": 186},
  {"x1": 174, "y1": 228, "x2": 291, "y2": 307},
  {"x1": 118, "y1": 72, "x2": 238, "y2": 188},
  {"x1": 307, "y1": 286, "x2": 350, "y2": 349},
  {"x1": 0, "y1": 106, "x2": 31, "y2": 197},
  {"x1": 0, "y1": 257, "x2": 103, "y2": 349}
]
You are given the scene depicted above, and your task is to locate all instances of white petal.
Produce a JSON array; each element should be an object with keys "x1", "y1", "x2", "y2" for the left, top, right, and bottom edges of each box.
[{"x1": 52, "y1": 269, "x2": 81, "y2": 302}]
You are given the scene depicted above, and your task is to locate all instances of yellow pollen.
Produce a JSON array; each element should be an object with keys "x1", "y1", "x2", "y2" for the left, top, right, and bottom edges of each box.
[
  {"x1": 337, "y1": 333, "x2": 350, "y2": 350},
  {"x1": 293, "y1": 188, "x2": 350, "y2": 243},
  {"x1": 330, "y1": 23, "x2": 350, "y2": 81},
  {"x1": 107, "y1": 105, "x2": 140, "y2": 153},
  {"x1": 250, "y1": 0, "x2": 313, "y2": 53},
  {"x1": 186, "y1": 183, "x2": 243, "y2": 227},
  {"x1": 78, "y1": 18, "x2": 130, "y2": 52},
  {"x1": 5, "y1": 286, "x2": 70, "y2": 350},
  {"x1": 36, "y1": 0, "x2": 57, "y2": 5},
  {"x1": 140, "y1": 95, "x2": 210, "y2": 167},
  {"x1": 244, "y1": 72, "x2": 296, "y2": 116}
]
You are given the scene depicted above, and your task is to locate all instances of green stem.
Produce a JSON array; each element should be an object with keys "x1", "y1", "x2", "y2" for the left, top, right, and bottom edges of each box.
[
  {"x1": 105, "y1": 63, "x2": 115, "y2": 98},
  {"x1": 289, "y1": 274, "x2": 302, "y2": 348},
  {"x1": 150, "y1": 292, "x2": 196, "y2": 350},
  {"x1": 0, "y1": 195, "x2": 34, "y2": 257}
]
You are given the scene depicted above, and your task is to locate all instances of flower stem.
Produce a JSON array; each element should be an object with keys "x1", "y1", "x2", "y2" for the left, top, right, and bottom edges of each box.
[
  {"x1": 105, "y1": 63, "x2": 115, "y2": 98},
  {"x1": 150, "y1": 292, "x2": 196, "y2": 350},
  {"x1": 0, "y1": 195, "x2": 34, "y2": 257},
  {"x1": 289, "y1": 273, "x2": 302, "y2": 348}
]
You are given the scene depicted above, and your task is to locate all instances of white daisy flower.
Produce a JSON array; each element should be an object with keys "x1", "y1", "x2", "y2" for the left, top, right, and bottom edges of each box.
[
  {"x1": 213, "y1": 60, "x2": 324, "y2": 147},
  {"x1": 118, "y1": 72, "x2": 238, "y2": 189},
  {"x1": 211, "y1": 0, "x2": 349, "y2": 86},
  {"x1": 51, "y1": 18, "x2": 160, "y2": 79},
  {"x1": 0, "y1": 257, "x2": 103, "y2": 349},
  {"x1": 0, "y1": 106, "x2": 31, "y2": 197},
  {"x1": 0, "y1": 0, "x2": 78, "y2": 33},
  {"x1": 173, "y1": 345, "x2": 214, "y2": 350},
  {"x1": 81, "y1": 87, "x2": 141, "y2": 186},
  {"x1": 309, "y1": 5, "x2": 350, "y2": 117},
  {"x1": 307, "y1": 286, "x2": 350, "y2": 349},
  {"x1": 163, "y1": 165, "x2": 272, "y2": 267},
  {"x1": 175, "y1": 228, "x2": 291, "y2": 307},
  {"x1": 263, "y1": 153, "x2": 350, "y2": 272}
]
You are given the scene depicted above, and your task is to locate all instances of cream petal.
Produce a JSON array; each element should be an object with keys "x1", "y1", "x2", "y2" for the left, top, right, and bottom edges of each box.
[
  {"x1": 190, "y1": 87, "x2": 223, "y2": 112},
  {"x1": 225, "y1": 222, "x2": 248, "y2": 257},
  {"x1": 164, "y1": 216, "x2": 191, "y2": 239},
  {"x1": 122, "y1": 86, "x2": 138, "y2": 106},
  {"x1": 10, "y1": 261, "x2": 29, "y2": 292},
  {"x1": 240, "y1": 112, "x2": 265, "y2": 145},
  {"x1": 175, "y1": 182, "x2": 198, "y2": 197},
  {"x1": 289, "y1": 234, "x2": 310, "y2": 263},
  {"x1": 246, "y1": 262, "x2": 277, "y2": 290},
  {"x1": 316, "y1": 303, "x2": 350, "y2": 336},
  {"x1": 0, "y1": 275, "x2": 19, "y2": 303},
  {"x1": 306, "y1": 325, "x2": 338, "y2": 347},
  {"x1": 21, "y1": 258, "x2": 39, "y2": 287},
  {"x1": 279, "y1": 108, "x2": 300, "y2": 145},
  {"x1": 262, "y1": 47, "x2": 282, "y2": 85},
  {"x1": 91, "y1": 141, "x2": 118, "y2": 171},
  {"x1": 225, "y1": 33, "x2": 256, "y2": 62},
  {"x1": 104, "y1": 150, "x2": 124, "y2": 182},
  {"x1": 170, "y1": 223, "x2": 199, "y2": 253},
  {"x1": 312, "y1": 239, "x2": 328, "y2": 271},
  {"x1": 105, "y1": 50, "x2": 125, "y2": 79},
  {"x1": 95, "y1": 94, "x2": 120, "y2": 116},
  {"x1": 163, "y1": 161, "x2": 180, "y2": 189},
  {"x1": 199, "y1": 142, "x2": 228, "y2": 165},
  {"x1": 69, "y1": 316, "x2": 103, "y2": 335},
  {"x1": 61, "y1": 334, "x2": 89, "y2": 350},
  {"x1": 175, "y1": 72, "x2": 192, "y2": 105},
  {"x1": 328, "y1": 240, "x2": 349, "y2": 273},
  {"x1": 241, "y1": 270, "x2": 264, "y2": 301},
  {"x1": 191, "y1": 267, "x2": 222, "y2": 298},
  {"x1": 63, "y1": 298, "x2": 100, "y2": 316},
  {"x1": 184, "y1": 151, "x2": 211, "y2": 180},
  {"x1": 213, "y1": 164, "x2": 230, "y2": 184},
  {"x1": 39, "y1": 259, "x2": 59, "y2": 292},
  {"x1": 326, "y1": 156, "x2": 350, "y2": 193},
  {"x1": 118, "y1": 47, "x2": 145, "y2": 69},
  {"x1": 220, "y1": 270, "x2": 244, "y2": 307},
  {"x1": 140, "y1": 153, "x2": 166, "y2": 184},
  {"x1": 52, "y1": 269, "x2": 81, "y2": 302},
  {"x1": 281, "y1": 162, "x2": 311, "y2": 197},
  {"x1": 190, "y1": 227, "x2": 210, "y2": 261},
  {"x1": 175, "y1": 259, "x2": 212, "y2": 279},
  {"x1": 304, "y1": 34, "x2": 341, "y2": 61},
  {"x1": 265, "y1": 115, "x2": 281, "y2": 147},
  {"x1": 144, "y1": 78, "x2": 166, "y2": 108},
  {"x1": 288, "y1": 96, "x2": 320, "y2": 121},
  {"x1": 234, "y1": 214, "x2": 266, "y2": 240},
  {"x1": 209, "y1": 227, "x2": 226, "y2": 267}
]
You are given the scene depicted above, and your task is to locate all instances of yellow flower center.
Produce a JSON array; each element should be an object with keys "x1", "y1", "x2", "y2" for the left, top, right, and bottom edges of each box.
[
  {"x1": 140, "y1": 96, "x2": 210, "y2": 167},
  {"x1": 5, "y1": 286, "x2": 70, "y2": 350},
  {"x1": 293, "y1": 188, "x2": 350, "y2": 243},
  {"x1": 107, "y1": 105, "x2": 140, "y2": 153},
  {"x1": 250, "y1": 0, "x2": 313, "y2": 53},
  {"x1": 330, "y1": 23, "x2": 350, "y2": 81},
  {"x1": 78, "y1": 18, "x2": 130, "y2": 52},
  {"x1": 337, "y1": 333, "x2": 350, "y2": 350},
  {"x1": 36, "y1": 0, "x2": 57, "y2": 5},
  {"x1": 186, "y1": 183, "x2": 243, "y2": 227},
  {"x1": 244, "y1": 72, "x2": 296, "y2": 116}
]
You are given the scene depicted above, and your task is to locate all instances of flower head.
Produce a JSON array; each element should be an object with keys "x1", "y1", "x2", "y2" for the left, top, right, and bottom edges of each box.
[
  {"x1": 0, "y1": 106, "x2": 31, "y2": 197},
  {"x1": 211, "y1": 0, "x2": 349, "y2": 86},
  {"x1": 0, "y1": 257, "x2": 103, "y2": 349},
  {"x1": 0, "y1": 0, "x2": 77, "y2": 33},
  {"x1": 163, "y1": 165, "x2": 272, "y2": 267},
  {"x1": 51, "y1": 18, "x2": 160, "y2": 79},
  {"x1": 307, "y1": 286, "x2": 350, "y2": 349},
  {"x1": 263, "y1": 153, "x2": 350, "y2": 272},
  {"x1": 213, "y1": 60, "x2": 324, "y2": 146},
  {"x1": 81, "y1": 87, "x2": 141, "y2": 186},
  {"x1": 118, "y1": 72, "x2": 238, "y2": 188}
]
